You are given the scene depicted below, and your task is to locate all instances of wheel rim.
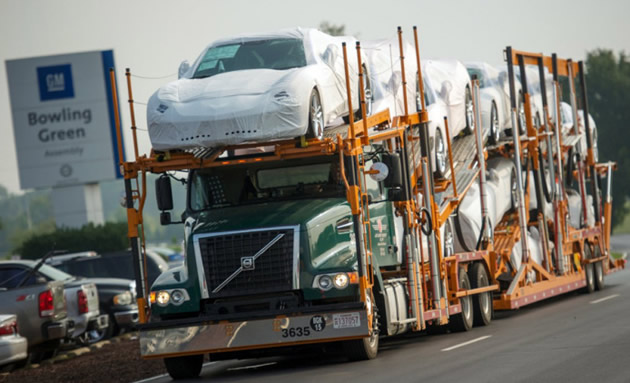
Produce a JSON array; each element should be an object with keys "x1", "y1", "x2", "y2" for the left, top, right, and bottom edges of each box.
[
  {"x1": 466, "y1": 89, "x2": 474, "y2": 130},
  {"x1": 311, "y1": 92, "x2": 324, "y2": 139},
  {"x1": 491, "y1": 104, "x2": 500, "y2": 143},
  {"x1": 511, "y1": 168, "x2": 518, "y2": 209},
  {"x1": 363, "y1": 69, "x2": 373, "y2": 117},
  {"x1": 435, "y1": 129, "x2": 446, "y2": 175},
  {"x1": 518, "y1": 101, "x2": 526, "y2": 134},
  {"x1": 444, "y1": 219, "x2": 454, "y2": 258}
]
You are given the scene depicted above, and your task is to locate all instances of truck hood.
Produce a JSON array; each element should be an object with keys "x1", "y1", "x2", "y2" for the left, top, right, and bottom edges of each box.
[{"x1": 191, "y1": 198, "x2": 350, "y2": 234}]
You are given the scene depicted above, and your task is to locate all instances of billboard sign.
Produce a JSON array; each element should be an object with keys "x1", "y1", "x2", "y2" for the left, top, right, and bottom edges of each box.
[{"x1": 6, "y1": 50, "x2": 123, "y2": 189}]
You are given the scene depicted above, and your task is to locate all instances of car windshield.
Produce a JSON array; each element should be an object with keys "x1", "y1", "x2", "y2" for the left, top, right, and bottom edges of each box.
[
  {"x1": 189, "y1": 158, "x2": 343, "y2": 211},
  {"x1": 193, "y1": 38, "x2": 307, "y2": 79}
]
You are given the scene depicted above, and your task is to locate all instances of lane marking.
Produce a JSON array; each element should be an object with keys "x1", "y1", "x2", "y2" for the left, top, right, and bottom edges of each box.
[
  {"x1": 590, "y1": 294, "x2": 620, "y2": 304},
  {"x1": 227, "y1": 362, "x2": 277, "y2": 371},
  {"x1": 441, "y1": 335, "x2": 492, "y2": 352}
]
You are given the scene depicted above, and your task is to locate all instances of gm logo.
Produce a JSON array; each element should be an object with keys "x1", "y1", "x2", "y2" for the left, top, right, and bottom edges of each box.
[{"x1": 37, "y1": 64, "x2": 74, "y2": 101}]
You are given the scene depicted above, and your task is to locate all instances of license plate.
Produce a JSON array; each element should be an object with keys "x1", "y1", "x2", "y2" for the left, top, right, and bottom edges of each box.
[{"x1": 333, "y1": 312, "x2": 361, "y2": 329}]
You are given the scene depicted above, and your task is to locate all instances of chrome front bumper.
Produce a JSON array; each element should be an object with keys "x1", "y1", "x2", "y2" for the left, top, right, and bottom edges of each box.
[
  {"x1": 140, "y1": 309, "x2": 368, "y2": 358},
  {"x1": 114, "y1": 310, "x2": 139, "y2": 327}
]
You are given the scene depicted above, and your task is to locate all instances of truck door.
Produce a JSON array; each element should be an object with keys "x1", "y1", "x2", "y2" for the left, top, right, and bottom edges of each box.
[{"x1": 365, "y1": 160, "x2": 400, "y2": 268}]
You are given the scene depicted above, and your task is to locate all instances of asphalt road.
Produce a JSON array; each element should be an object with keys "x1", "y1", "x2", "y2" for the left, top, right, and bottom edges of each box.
[{"x1": 137, "y1": 267, "x2": 630, "y2": 383}]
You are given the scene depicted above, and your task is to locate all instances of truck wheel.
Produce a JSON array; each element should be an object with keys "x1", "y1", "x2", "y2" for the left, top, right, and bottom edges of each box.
[
  {"x1": 468, "y1": 263, "x2": 492, "y2": 327},
  {"x1": 450, "y1": 267, "x2": 474, "y2": 332},
  {"x1": 343, "y1": 330, "x2": 379, "y2": 361},
  {"x1": 344, "y1": 304, "x2": 379, "y2": 361},
  {"x1": 594, "y1": 244, "x2": 605, "y2": 290},
  {"x1": 164, "y1": 354, "x2": 204, "y2": 380},
  {"x1": 582, "y1": 243, "x2": 595, "y2": 294}
]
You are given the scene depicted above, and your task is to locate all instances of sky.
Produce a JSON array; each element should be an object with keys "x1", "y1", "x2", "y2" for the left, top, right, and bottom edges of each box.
[{"x1": 1, "y1": 0, "x2": 629, "y2": 194}]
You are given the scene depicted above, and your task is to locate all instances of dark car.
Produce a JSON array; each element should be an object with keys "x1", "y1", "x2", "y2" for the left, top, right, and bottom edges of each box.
[{"x1": 46, "y1": 250, "x2": 168, "y2": 287}]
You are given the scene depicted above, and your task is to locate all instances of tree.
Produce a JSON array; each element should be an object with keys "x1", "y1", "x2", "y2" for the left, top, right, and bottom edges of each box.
[
  {"x1": 319, "y1": 21, "x2": 345, "y2": 36},
  {"x1": 585, "y1": 49, "x2": 630, "y2": 228}
]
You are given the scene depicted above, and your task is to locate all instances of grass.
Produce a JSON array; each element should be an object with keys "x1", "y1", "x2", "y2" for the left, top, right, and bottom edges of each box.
[{"x1": 611, "y1": 252, "x2": 625, "y2": 260}]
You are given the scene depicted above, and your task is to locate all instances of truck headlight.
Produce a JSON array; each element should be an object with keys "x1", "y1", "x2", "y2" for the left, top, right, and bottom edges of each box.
[
  {"x1": 156, "y1": 291, "x2": 170, "y2": 306},
  {"x1": 170, "y1": 290, "x2": 185, "y2": 305},
  {"x1": 333, "y1": 273, "x2": 349, "y2": 289},
  {"x1": 318, "y1": 275, "x2": 333, "y2": 291},
  {"x1": 313, "y1": 272, "x2": 358, "y2": 291}
]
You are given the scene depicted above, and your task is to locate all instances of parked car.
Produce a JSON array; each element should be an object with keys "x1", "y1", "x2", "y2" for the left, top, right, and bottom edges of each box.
[
  {"x1": 148, "y1": 27, "x2": 369, "y2": 149},
  {"x1": 0, "y1": 262, "x2": 69, "y2": 360},
  {"x1": 46, "y1": 250, "x2": 168, "y2": 287},
  {"x1": 44, "y1": 251, "x2": 162, "y2": 341},
  {"x1": 0, "y1": 260, "x2": 107, "y2": 345},
  {"x1": 465, "y1": 62, "x2": 511, "y2": 144},
  {"x1": 0, "y1": 314, "x2": 27, "y2": 371}
]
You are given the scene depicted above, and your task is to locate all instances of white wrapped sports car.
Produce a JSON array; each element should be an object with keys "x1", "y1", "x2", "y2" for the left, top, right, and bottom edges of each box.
[
  {"x1": 148, "y1": 28, "x2": 368, "y2": 150},
  {"x1": 465, "y1": 62, "x2": 511, "y2": 144}
]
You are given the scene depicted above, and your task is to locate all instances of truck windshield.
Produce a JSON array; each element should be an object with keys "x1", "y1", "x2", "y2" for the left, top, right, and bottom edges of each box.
[
  {"x1": 189, "y1": 159, "x2": 343, "y2": 211},
  {"x1": 193, "y1": 38, "x2": 307, "y2": 79}
]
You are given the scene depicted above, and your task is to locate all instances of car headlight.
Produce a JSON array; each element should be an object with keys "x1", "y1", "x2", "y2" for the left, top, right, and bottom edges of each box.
[
  {"x1": 156, "y1": 291, "x2": 170, "y2": 306},
  {"x1": 113, "y1": 291, "x2": 133, "y2": 306},
  {"x1": 318, "y1": 275, "x2": 333, "y2": 291}
]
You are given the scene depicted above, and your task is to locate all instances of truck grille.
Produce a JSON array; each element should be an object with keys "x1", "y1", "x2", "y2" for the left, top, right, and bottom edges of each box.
[{"x1": 196, "y1": 227, "x2": 297, "y2": 298}]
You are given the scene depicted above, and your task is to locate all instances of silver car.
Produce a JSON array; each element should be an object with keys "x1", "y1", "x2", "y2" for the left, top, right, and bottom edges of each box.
[{"x1": 0, "y1": 314, "x2": 27, "y2": 369}]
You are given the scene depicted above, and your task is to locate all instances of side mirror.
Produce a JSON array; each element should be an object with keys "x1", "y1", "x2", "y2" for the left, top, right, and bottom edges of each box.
[
  {"x1": 156, "y1": 175, "x2": 174, "y2": 212},
  {"x1": 381, "y1": 153, "x2": 403, "y2": 188},
  {"x1": 368, "y1": 162, "x2": 389, "y2": 182},
  {"x1": 178, "y1": 60, "x2": 191, "y2": 79}
]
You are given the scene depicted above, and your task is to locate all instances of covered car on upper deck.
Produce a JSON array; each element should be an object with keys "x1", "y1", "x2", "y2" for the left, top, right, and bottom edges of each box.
[{"x1": 148, "y1": 28, "x2": 368, "y2": 150}]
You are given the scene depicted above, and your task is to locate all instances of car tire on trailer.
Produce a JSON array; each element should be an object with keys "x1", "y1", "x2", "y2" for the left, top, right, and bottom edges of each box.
[
  {"x1": 465, "y1": 85, "x2": 474, "y2": 134},
  {"x1": 434, "y1": 127, "x2": 447, "y2": 178},
  {"x1": 468, "y1": 263, "x2": 492, "y2": 327},
  {"x1": 449, "y1": 267, "x2": 474, "y2": 332},
  {"x1": 164, "y1": 354, "x2": 204, "y2": 380},
  {"x1": 489, "y1": 101, "x2": 501, "y2": 145},
  {"x1": 582, "y1": 242, "x2": 596, "y2": 294},
  {"x1": 517, "y1": 93, "x2": 526, "y2": 135},
  {"x1": 307, "y1": 88, "x2": 324, "y2": 140}
]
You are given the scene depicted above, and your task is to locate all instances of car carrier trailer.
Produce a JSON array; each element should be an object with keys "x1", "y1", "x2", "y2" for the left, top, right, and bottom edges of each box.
[{"x1": 110, "y1": 26, "x2": 623, "y2": 380}]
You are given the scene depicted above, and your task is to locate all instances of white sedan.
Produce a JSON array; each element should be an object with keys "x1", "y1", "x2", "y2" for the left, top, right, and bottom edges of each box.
[{"x1": 148, "y1": 28, "x2": 368, "y2": 150}]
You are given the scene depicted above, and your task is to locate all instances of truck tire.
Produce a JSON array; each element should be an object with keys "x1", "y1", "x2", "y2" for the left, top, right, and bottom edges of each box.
[
  {"x1": 594, "y1": 244, "x2": 605, "y2": 291},
  {"x1": 468, "y1": 263, "x2": 492, "y2": 327},
  {"x1": 343, "y1": 331, "x2": 379, "y2": 361},
  {"x1": 582, "y1": 243, "x2": 595, "y2": 294},
  {"x1": 449, "y1": 267, "x2": 474, "y2": 332},
  {"x1": 164, "y1": 354, "x2": 204, "y2": 380}
]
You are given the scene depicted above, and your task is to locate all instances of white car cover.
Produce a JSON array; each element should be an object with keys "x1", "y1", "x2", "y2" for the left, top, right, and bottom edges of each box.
[
  {"x1": 454, "y1": 157, "x2": 515, "y2": 252},
  {"x1": 147, "y1": 28, "x2": 361, "y2": 150},
  {"x1": 362, "y1": 37, "x2": 418, "y2": 118},
  {"x1": 423, "y1": 59, "x2": 471, "y2": 137}
]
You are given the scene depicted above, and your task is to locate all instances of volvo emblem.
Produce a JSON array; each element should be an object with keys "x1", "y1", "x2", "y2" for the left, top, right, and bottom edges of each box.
[{"x1": 241, "y1": 257, "x2": 255, "y2": 270}]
